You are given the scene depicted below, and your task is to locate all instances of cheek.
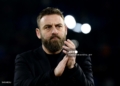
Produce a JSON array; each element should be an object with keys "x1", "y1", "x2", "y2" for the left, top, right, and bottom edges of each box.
[
  {"x1": 60, "y1": 30, "x2": 66, "y2": 36},
  {"x1": 42, "y1": 32, "x2": 50, "y2": 39},
  {"x1": 59, "y1": 32, "x2": 66, "y2": 39}
]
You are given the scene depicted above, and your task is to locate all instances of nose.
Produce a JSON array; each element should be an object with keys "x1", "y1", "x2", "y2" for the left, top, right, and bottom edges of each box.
[{"x1": 51, "y1": 26, "x2": 58, "y2": 34}]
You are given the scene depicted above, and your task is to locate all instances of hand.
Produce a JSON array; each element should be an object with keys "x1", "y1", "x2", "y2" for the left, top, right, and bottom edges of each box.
[
  {"x1": 63, "y1": 39, "x2": 76, "y2": 69},
  {"x1": 54, "y1": 55, "x2": 68, "y2": 77}
]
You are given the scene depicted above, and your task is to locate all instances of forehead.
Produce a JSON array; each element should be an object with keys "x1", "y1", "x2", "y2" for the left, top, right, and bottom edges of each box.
[{"x1": 40, "y1": 14, "x2": 64, "y2": 26}]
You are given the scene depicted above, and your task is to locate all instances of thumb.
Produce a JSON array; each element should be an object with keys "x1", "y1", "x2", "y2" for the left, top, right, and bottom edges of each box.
[{"x1": 61, "y1": 55, "x2": 68, "y2": 64}]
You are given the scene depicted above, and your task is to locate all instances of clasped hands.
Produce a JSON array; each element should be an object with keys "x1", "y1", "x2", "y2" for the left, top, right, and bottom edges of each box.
[{"x1": 54, "y1": 39, "x2": 77, "y2": 77}]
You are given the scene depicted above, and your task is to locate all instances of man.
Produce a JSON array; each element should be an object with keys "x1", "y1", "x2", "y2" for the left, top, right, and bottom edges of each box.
[{"x1": 14, "y1": 7, "x2": 94, "y2": 86}]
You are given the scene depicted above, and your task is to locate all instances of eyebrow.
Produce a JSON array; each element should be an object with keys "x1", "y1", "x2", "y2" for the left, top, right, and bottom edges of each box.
[
  {"x1": 43, "y1": 23, "x2": 63, "y2": 27},
  {"x1": 55, "y1": 23, "x2": 63, "y2": 26}
]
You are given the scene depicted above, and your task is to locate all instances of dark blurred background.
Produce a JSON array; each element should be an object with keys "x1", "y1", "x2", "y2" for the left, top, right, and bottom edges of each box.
[{"x1": 0, "y1": 0, "x2": 120, "y2": 86}]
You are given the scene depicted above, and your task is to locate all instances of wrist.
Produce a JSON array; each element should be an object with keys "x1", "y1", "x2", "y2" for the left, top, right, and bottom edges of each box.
[{"x1": 68, "y1": 63, "x2": 76, "y2": 69}]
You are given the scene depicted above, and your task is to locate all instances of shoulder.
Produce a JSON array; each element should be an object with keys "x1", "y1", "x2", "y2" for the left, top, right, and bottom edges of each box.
[
  {"x1": 17, "y1": 48, "x2": 38, "y2": 57},
  {"x1": 15, "y1": 46, "x2": 43, "y2": 61}
]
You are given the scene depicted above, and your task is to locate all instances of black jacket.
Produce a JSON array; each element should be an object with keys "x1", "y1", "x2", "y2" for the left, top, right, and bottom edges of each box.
[{"x1": 14, "y1": 46, "x2": 94, "y2": 86}]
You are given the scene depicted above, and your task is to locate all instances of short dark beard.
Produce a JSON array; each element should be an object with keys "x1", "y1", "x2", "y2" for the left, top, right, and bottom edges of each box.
[{"x1": 41, "y1": 34, "x2": 66, "y2": 53}]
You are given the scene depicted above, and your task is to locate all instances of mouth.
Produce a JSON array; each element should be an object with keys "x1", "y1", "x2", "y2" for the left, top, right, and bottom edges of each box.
[
  {"x1": 53, "y1": 37, "x2": 58, "y2": 39},
  {"x1": 51, "y1": 36, "x2": 60, "y2": 40}
]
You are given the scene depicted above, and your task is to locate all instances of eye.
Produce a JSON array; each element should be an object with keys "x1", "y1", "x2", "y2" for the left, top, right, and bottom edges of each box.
[
  {"x1": 45, "y1": 25, "x2": 51, "y2": 29},
  {"x1": 56, "y1": 25, "x2": 62, "y2": 28}
]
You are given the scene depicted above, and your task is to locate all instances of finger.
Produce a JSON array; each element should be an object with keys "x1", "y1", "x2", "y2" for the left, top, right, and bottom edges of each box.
[
  {"x1": 62, "y1": 45, "x2": 69, "y2": 51},
  {"x1": 63, "y1": 49, "x2": 68, "y2": 55},
  {"x1": 67, "y1": 39, "x2": 75, "y2": 46},
  {"x1": 64, "y1": 41, "x2": 74, "y2": 49}
]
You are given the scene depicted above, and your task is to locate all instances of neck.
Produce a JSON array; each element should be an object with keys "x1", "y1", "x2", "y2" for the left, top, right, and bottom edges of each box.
[{"x1": 42, "y1": 45, "x2": 62, "y2": 54}]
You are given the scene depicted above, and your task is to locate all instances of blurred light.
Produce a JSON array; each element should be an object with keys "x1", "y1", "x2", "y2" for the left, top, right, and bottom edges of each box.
[
  {"x1": 64, "y1": 15, "x2": 76, "y2": 29},
  {"x1": 81, "y1": 23, "x2": 91, "y2": 34},
  {"x1": 73, "y1": 23, "x2": 82, "y2": 33},
  {"x1": 71, "y1": 39, "x2": 79, "y2": 48}
]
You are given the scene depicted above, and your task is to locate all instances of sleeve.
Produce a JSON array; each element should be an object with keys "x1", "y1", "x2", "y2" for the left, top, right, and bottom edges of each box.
[
  {"x1": 14, "y1": 55, "x2": 59, "y2": 86},
  {"x1": 64, "y1": 56, "x2": 95, "y2": 86}
]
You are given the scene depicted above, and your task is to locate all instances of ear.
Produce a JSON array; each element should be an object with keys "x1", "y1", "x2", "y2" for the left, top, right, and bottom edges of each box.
[
  {"x1": 65, "y1": 25, "x2": 68, "y2": 35},
  {"x1": 36, "y1": 28, "x2": 41, "y2": 39}
]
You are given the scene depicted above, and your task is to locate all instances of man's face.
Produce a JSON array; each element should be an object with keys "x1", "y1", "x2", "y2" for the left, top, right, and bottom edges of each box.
[{"x1": 39, "y1": 14, "x2": 67, "y2": 53}]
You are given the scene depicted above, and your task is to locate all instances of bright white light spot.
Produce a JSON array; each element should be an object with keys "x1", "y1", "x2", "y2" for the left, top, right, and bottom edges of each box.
[
  {"x1": 64, "y1": 15, "x2": 76, "y2": 29},
  {"x1": 81, "y1": 23, "x2": 91, "y2": 34},
  {"x1": 75, "y1": 50, "x2": 78, "y2": 53},
  {"x1": 71, "y1": 39, "x2": 79, "y2": 48},
  {"x1": 73, "y1": 23, "x2": 82, "y2": 33}
]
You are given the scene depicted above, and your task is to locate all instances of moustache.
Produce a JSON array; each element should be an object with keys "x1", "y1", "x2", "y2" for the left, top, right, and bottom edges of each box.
[{"x1": 50, "y1": 35, "x2": 60, "y2": 40}]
